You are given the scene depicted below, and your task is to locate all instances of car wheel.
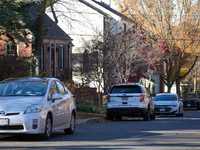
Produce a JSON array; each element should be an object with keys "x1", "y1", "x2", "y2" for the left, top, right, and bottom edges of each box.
[
  {"x1": 106, "y1": 112, "x2": 113, "y2": 120},
  {"x1": 41, "y1": 114, "x2": 52, "y2": 140},
  {"x1": 150, "y1": 108, "x2": 156, "y2": 120},
  {"x1": 176, "y1": 108, "x2": 180, "y2": 117},
  {"x1": 116, "y1": 115, "x2": 122, "y2": 121},
  {"x1": 197, "y1": 104, "x2": 200, "y2": 110},
  {"x1": 143, "y1": 108, "x2": 150, "y2": 121},
  {"x1": 64, "y1": 112, "x2": 75, "y2": 134}
]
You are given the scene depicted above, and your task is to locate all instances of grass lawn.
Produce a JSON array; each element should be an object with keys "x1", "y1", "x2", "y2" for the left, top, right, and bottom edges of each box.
[{"x1": 76, "y1": 111, "x2": 106, "y2": 119}]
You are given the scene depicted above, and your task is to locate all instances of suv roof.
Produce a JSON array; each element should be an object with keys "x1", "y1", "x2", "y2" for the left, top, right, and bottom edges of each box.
[{"x1": 112, "y1": 83, "x2": 143, "y2": 86}]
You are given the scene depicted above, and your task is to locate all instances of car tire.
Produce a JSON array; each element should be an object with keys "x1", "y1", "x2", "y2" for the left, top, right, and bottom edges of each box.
[
  {"x1": 116, "y1": 115, "x2": 122, "y2": 121},
  {"x1": 41, "y1": 114, "x2": 52, "y2": 140},
  {"x1": 197, "y1": 104, "x2": 200, "y2": 110},
  {"x1": 106, "y1": 112, "x2": 113, "y2": 120},
  {"x1": 176, "y1": 108, "x2": 180, "y2": 117},
  {"x1": 143, "y1": 108, "x2": 150, "y2": 121},
  {"x1": 150, "y1": 108, "x2": 156, "y2": 120},
  {"x1": 64, "y1": 112, "x2": 75, "y2": 134}
]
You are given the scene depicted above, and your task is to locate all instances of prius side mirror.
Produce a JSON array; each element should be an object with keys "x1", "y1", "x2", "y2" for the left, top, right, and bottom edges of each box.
[{"x1": 52, "y1": 93, "x2": 62, "y2": 102}]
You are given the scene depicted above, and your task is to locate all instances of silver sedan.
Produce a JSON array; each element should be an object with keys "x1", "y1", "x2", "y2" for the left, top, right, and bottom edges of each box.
[
  {"x1": 154, "y1": 93, "x2": 184, "y2": 117},
  {"x1": 0, "y1": 77, "x2": 76, "y2": 140}
]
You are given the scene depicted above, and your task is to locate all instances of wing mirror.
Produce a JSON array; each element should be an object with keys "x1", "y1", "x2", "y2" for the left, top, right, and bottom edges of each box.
[{"x1": 52, "y1": 93, "x2": 62, "y2": 102}]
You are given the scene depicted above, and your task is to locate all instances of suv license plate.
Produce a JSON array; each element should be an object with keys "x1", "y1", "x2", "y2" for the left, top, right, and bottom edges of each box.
[
  {"x1": 0, "y1": 118, "x2": 8, "y2": 126},
  {"x1": 122, "y1": 97, "x2": 128, "y2": 100}
]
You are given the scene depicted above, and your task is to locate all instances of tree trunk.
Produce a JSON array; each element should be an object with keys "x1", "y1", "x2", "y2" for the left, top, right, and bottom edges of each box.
[
  {"x1": 176, "y1": 79, "x2": 181, "y2": 97},
  {"x1": 34, "y1": 0, "x2": 47, "y2": 56},
  {"x1": 98, "y1": 92, "x2": 101, "y2": 107}
]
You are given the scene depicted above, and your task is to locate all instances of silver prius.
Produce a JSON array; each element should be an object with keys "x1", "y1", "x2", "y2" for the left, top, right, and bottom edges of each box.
[{"x1": 0, "y1": 77, "x2": 76, "y2": 140}]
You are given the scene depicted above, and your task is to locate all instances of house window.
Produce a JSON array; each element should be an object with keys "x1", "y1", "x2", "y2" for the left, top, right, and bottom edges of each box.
[
  {"x1": 4, "y1": 43, "x2": 18, "y2": 56},
  {"x1": 59, "y1": 45, "x2": 64, "y2": 70}
]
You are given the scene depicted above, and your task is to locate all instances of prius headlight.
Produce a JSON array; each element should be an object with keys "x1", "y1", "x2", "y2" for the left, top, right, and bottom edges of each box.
[{"x1": 25, "y1": 105, "x2": 43, "y2": 114}]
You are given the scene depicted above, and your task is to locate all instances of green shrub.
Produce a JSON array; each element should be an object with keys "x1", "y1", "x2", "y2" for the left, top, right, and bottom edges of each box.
[
  {"x1": 76, "y1": 104, "x2": 106, "y2": 114},
  {"x1": 0, "y1": 56, "x2": 32, "y2": 81}
]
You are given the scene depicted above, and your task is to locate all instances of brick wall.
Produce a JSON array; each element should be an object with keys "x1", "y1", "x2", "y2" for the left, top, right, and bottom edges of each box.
[{"x1": 0, "y1": 35, "x2": 32, "y2": 57}]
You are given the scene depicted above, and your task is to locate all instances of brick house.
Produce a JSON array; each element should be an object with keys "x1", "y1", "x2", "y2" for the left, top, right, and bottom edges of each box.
[{"x1": 0, "y1": 5, "x2": 73, "y2": 80}]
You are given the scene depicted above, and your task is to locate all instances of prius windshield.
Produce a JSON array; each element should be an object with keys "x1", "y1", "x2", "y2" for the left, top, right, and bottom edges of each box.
[
  {"x1": 154, "y1": 95, "x2": 178, "y2": 101},
  {"x1": 0, "y1": 81, "x2": 47, "y2": 96}
]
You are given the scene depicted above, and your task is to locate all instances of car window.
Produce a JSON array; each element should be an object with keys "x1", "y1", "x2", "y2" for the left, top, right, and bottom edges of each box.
[
  {"x1": 154, "y1": 95, "x2": 177, "y2": 101},
  {"x1": 55, "y1": 81, "x2": 66, "y2": 95},
  {"x1": 0, "y1": 81, "x2": 47, "y2": 96},
  {"x1": 64, "y1": 86, "x2": 69, "y2": 94},
  {"x1": 110, "y1": 85, "x2": 142, "y2": 93},
  {"x1": 183, "y1": 94, "x2": 198, "y2": 98},
  {"x1": 48, "y1": 81, "x2": 59, "y2": 100}
]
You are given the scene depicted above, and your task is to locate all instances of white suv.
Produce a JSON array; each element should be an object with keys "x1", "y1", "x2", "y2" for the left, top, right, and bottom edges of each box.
[{"x1": 106, "y1": 83, "x2": 155, "y2": 121}]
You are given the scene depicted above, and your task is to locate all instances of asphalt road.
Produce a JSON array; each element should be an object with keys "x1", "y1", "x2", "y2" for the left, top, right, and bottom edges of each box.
[{"x1": 0, "y1": 109, "x2": 200, "y2": 150}]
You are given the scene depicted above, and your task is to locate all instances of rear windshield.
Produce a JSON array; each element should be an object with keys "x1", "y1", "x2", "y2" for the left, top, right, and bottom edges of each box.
[
  {"x1": 154, "y1": 95, "x2": 177, "y2": 101},
  {"x1": 110, "y1": 85, "x2": 142, "y2": 93},
  {"x1": 183, "y1": 94, "x2": 198, "y2": 98}
]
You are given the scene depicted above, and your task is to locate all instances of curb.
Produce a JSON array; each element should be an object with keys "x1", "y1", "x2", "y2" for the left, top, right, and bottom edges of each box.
[{"x1": 76, "y1": 117, "x2": 105, "y2": 125}]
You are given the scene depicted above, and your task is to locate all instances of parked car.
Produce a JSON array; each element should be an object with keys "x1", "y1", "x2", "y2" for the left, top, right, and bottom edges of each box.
[
  {"x1": 0, "y1": 77, "x2": 76, "y2": 140},
  {"x1": 106, "y1": 83, "x2": 155, "y2": 121},
  {"x1": 182, "y1": 93, "x2": 200, "y2": 110},
  {"x1": 153, "y1": 93, "x2": 184, "y2": 116}
]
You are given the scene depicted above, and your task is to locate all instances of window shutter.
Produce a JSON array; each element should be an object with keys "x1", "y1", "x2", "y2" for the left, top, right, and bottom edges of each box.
[
  {"x1": 44, "y1": 45, "x2": 46, "y2": 71},
  {"x1": 58, "y1": 46, "x2": 61, "y2": 70},
  {"x1": 63, "y1": 46, "x2": 65, "y2": 70},
  {"x1": 17, "y1": 44, "x2": 19, "y2": 56},
  {"x1": 4, "y1": 44, "x2": 7, "y2": 56}
]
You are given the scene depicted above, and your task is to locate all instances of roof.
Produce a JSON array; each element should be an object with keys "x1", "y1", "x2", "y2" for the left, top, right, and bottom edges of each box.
[
  {"x1": 91, "y1": 0, "x2": 135, "y2": 23},
  {"x1": 112, "y1": 83, "x2": 143, "y2": 86},
  {"x1": 26, "y1": 5, "x2": 71, "y2": 40},
  {"x1": 1, "y1": 77, "x2": 51, "y2": 83},
  {"x1": 156, "y1": 93, "x2": 177, "y2": 95},
  {"x1": 78, "y1": 0, "x2": 109, "y2": 17}
]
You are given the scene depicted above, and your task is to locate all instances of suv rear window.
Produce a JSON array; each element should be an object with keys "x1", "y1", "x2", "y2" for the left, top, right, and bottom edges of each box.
[
  {"x1": 183, "y1": 94, "x2": 198, "y2": 98},
  {"x1": 110, "y1": 85, "x2": 142, "y2": 93}
]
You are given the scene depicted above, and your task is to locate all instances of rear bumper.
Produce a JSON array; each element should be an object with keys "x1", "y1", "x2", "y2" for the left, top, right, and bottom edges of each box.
[{"x1": 106, "y1": 107, "x2": 148, "y2": 116}]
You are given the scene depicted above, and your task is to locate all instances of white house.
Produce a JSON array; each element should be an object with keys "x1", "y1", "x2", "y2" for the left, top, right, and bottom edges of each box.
[{"x1": 46, "y1": 0, "x2": 135, "y2": 82}]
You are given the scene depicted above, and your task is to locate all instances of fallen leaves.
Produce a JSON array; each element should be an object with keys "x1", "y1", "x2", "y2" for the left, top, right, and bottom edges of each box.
[{"x1": 85, "y1": 118, "x2": 113, "y2": 124}]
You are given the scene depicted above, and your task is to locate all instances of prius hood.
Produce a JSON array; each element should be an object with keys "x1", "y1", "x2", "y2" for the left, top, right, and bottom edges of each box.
[{"x1": 0, "y1": 96, "x2": 44, "y2": 108}]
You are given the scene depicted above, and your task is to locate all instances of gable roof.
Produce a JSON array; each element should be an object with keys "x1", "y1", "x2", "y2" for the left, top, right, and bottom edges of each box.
[
  {"x1": 78, "y1": 0, "x2": 109, "y2": 17},
  {"x1": 26, "y1": 5, "x2": 71, "y2": 40},
  {"x1": 91, "y1": 0, "x2": 134, "y2": 23}
]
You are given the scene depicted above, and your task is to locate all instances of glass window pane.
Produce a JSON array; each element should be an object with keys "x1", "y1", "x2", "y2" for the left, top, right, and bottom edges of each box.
[
  {"x1": 56, "y1": 81, "x2": 65, "y2": 95},
  {"x1": 48, "y1": 81, "x2": 59, "y2": 100}
]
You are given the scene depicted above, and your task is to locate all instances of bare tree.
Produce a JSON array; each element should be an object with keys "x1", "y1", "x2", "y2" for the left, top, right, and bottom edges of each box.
[
  {"x1": 113, "y1": 0, "x2": 200, "y2": 94},
  {"x1": 78, "y1": 26, "x2": 165, "y2": 106}
]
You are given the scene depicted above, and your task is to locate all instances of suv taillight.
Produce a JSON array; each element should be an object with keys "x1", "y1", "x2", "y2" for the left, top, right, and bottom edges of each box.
[
  {"x1": 140, "y1": 95, "x2": 145, "y2": 102},
  {"x1": 107, "y1": 95, "x2": 110, "y2": 102}
]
